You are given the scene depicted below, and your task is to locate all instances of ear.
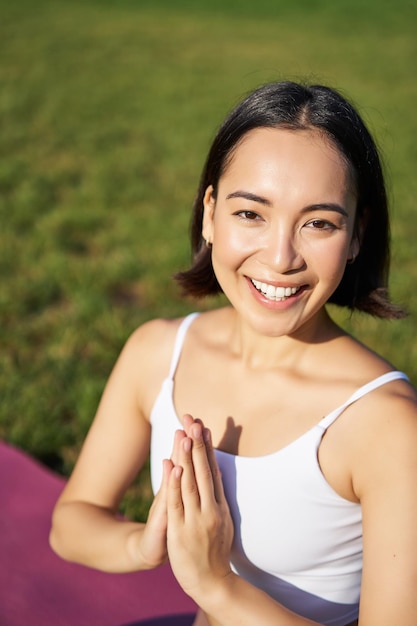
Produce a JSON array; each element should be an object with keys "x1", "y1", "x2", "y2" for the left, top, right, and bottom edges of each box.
[
  {"x1": 348, "y1": 212, "x2": 366, "y2": 262},
  {"x1": 202, "y1": 185, "x2": 216, "y2": 245},
  {"x1": 348, "y1": 233, "x2": 360, "y2": 262}
]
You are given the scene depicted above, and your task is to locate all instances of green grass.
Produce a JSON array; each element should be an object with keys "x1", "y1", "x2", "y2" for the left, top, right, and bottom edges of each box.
[{"x1": 1, "y1": 0, "x2": 416, "y2": 520}]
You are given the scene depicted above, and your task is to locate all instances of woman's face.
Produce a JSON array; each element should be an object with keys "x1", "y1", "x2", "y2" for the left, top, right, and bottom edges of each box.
[{"x1": 202, "y1": 127, "x2": 359, "y2": 339}]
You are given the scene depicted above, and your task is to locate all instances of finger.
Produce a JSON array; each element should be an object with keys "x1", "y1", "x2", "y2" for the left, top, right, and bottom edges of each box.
[
  {"x1": 182, "y1": 413, "x2": 204, "y2": 437},
  {"x1": 182, "y1": 413, "x2": 195, "y2": 434},
  {"x1": 160, "y1": 458, "x2": 174, "y2": 492},
  {"x1": 167, "y1": 464, "x2": 184, "y2": 523},
  {"x1": 182, "y1": 417, "x2": 220, "y2": 504},
  {"x1": 203, "y1": 427, "x2": 224, "y2": 503},
  {"x1": 151, "y1": 459, "x2": 173, "y2": 513},
  {"x1": 171, "y1": 429, "x2": 186, "y2": 466},
  {"x1": 146, "y1": 459, "x2": 174, "y2": 535},
  {"x1": 178, "y1": 435, "x2": 201, "y2": 512},
  {"x1": 188, "y1": 422, "x2": 217, "y2": 509},
  {"x1": 183, "y1": 414, "x2": 218, "y2": 501}
]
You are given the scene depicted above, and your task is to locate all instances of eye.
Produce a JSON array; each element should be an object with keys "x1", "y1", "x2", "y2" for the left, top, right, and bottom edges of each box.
[
  {"x1": 305, "y1": 218, "x2": 337, "y2": 231},
  {"x1": 234, "y1": 210, "x2": 262, "y2": 221}
]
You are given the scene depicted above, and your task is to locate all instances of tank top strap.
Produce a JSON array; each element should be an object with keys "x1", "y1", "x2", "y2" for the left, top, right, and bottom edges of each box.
[
  {"x1": 167, "y1": 312, "x2": 200, "y2": 380},
  {"x1": 318, "y1": 370, "x2": 410, "y2": 431}
]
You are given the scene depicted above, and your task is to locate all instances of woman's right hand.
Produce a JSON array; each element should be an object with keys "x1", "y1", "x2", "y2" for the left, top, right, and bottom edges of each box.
[
  {"x1": 135, "y1": 429, "x2": 186, "y2": 569},
  {"x1": 133, "y1": 458, "x2": 171, "y2": 568}
]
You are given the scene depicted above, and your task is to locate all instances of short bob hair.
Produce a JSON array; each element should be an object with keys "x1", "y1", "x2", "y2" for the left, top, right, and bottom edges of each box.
[{"x1": 175, "y1": 81, "x2": 405, "y2": 319}]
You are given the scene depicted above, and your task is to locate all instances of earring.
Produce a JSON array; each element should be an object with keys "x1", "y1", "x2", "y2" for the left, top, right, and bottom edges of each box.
[{"x1": 205, "y1": 238, "x2": 212, "y2": 248}]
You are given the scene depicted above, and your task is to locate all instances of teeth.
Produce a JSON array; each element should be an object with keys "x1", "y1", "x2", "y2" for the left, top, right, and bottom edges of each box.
[{"x1": 251, "y1": 279, "x2": 300, "y2": 301}]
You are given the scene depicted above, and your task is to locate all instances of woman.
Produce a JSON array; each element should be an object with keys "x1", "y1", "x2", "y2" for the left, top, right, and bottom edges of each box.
[{"x1": 50, "y1": 81, "x2": 417, "y2": 625}]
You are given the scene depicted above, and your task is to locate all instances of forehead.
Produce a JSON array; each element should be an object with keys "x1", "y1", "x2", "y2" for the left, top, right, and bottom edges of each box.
[{"x1": 220, "y1": 127, "x2": 355, "y2": 199}]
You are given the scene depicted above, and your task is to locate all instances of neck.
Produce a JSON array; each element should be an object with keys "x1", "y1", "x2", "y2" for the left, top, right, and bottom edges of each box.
[{"x1": 228, "y1": 307, "x2": 344, "y2": 370}]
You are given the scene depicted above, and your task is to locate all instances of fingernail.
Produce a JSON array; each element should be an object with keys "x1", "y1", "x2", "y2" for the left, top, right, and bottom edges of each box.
[
  {"x1": 192, "y1": 423, "x2": 202, "y2": 439},
  {"x1": 183, "y1": 438, "x2": 192, "y2": 452}
]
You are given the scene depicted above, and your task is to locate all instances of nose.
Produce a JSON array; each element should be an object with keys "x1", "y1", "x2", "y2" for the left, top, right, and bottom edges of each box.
[{"x1": 260, "y1": 227, "x2": 305, "y2": 274}]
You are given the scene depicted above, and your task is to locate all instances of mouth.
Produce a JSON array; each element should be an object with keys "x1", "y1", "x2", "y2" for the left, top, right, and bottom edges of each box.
[{"x1": 250, "y1": 278, "x2": 302, "y2": 302}]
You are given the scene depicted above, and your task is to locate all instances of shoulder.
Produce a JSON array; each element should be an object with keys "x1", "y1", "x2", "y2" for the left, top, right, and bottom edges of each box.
[
  {"x1": 112, "y1": 316, "x2": 190, "y2": 418},
  {"x1": 351, "y1": 379, "x2": 417, "y2": 622},
  {"x1": 124, "y1": 308, "x2": 228, "y2": 363},
  {"x1": 355, "y1": 374, "x2": 417, "y2": 448},
  {"x1": 324, "y1": 326, "x2": 410, "y2": 394},
  {"x1": 126, "y1": 316, "x2": 184, "y2": 354},
  {"x1": 114, "y1": 317, "x2": 181, "y2": 378},
  {"x1": 179, "y1": 306, "x2": 235, "y2": 347},
  {"x1": 320, "y1": 329, "x2": 417, "y2": 498},
  {"x1": 349, "y1": 374, "x2": 417, "y2": 499}
]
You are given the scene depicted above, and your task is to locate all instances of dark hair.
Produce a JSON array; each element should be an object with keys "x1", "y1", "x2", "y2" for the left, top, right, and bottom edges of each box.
[{"x1": 175, "y1": 81, "x2": 405, "y2": 319}]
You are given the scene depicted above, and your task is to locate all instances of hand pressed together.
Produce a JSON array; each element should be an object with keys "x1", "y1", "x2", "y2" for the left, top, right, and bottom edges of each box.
[
  {"x1": 165, "y1": 415, "x2": 234, "y2": 604},
  {"x1": 135, "y1": 457, "x2": 172, "y2": 569},
  {"x1": 137, "y1": 428, "x2": 192, "y2": 569}
]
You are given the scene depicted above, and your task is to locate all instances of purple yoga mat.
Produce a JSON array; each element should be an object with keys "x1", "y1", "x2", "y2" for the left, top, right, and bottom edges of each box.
[{"x1": 0, "y1": 441, "x2": 197, "y2": 626}]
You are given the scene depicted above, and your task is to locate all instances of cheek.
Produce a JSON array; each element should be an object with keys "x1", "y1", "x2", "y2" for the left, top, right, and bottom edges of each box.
[
  {"x1": 212, "y1": 223, "x2": 256, "y2": 270},
  {"x1": 211, "y1": 237, "x2": 237, "y2": 274},
  {"x1": 212, "y1": 216, "x2": 231, "y2": 252},
  {"x1": 303, "y1": 234, "x2": 350, "y2": 278},
  {"x1": 315, "y1": 242, "x2": 349, "y2": 285},
  {"x1": 213, "y1": 212, "x2": 263, "y2": 250}
]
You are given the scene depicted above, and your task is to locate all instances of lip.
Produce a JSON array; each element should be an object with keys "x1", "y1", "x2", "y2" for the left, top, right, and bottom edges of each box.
[
  {"x1": 250, "y1": 277, "x2": 303, "y2": 289},
  {"x1": 246, "y1": 276, "x2": 307, "y2": 309}
]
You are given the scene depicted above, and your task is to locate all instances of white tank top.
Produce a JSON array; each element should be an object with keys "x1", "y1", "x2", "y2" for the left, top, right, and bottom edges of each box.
[{"x1": 150, "y1": 313, "x2": 409, "y2": 626}]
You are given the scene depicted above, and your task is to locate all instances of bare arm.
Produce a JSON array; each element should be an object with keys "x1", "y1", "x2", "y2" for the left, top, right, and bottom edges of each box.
[
  {"x1": 353, "y1": 392, "x2": 417, "y2": 625},
  {"x1": 50, "y1": 319, "x2": 179, "y2": 572}
]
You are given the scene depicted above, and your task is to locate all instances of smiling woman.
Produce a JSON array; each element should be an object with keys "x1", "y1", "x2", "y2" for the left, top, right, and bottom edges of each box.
[
  {"x1": 199, "y1": 128, "x2": 357, "y2": 337},
  {"x1": 176, "y1": 82, "x2": 400, "y2": 320},
  {"x1": 50, "y1": 81, "x2": 417, "y2": 626}
]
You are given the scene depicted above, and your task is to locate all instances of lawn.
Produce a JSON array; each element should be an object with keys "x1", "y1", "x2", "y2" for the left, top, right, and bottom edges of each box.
[{"x1": 1, "y1": 0, "x2": 416, "y2": 519}]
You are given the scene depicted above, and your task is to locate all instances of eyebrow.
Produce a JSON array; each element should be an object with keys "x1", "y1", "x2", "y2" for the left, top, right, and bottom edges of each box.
[
  {"x1": 226, "y1": 190, "x2": 272, "y2": 206},
  {"x1": 226, "y1": 190, "x2": 349, "y2": 218}
]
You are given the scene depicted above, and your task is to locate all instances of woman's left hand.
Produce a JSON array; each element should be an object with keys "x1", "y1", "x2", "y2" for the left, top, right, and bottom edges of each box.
[{"x1": 166, "y1": 415, "x2": 234, "y2": 603}]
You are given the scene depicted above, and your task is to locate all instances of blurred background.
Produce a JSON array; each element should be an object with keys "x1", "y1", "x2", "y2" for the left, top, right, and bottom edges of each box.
[{"x1": 1, "y1": 0, "x2": 416, "y2": 520}]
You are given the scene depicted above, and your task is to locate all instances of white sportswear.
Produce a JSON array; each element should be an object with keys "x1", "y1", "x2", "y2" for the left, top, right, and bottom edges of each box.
[{"x1": 150, "y1": 313, "x2": 409, "y2": 625}]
